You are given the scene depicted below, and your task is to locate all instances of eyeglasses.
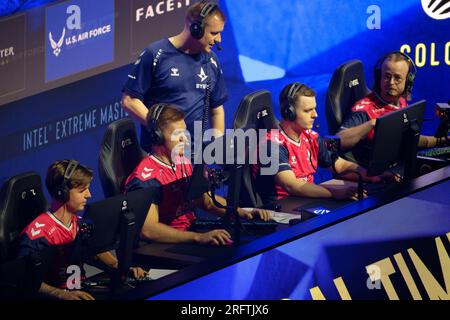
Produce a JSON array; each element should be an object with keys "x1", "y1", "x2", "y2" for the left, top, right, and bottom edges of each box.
[{"x1": 382, "y1": 73, "x2": 405, "y2": 84}]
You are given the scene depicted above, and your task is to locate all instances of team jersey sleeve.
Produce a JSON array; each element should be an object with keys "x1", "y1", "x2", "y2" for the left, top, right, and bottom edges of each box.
[
  {"x1": 209, "y1": 53, "x2": 228, "y2": 108},
  {"x1": 122, "y1": 48, "x2": 154, "y2": 101},
  {"x1": 16, "y1": 232, "x2": 49, "y2": 259},
  {"x1": 125, "y1": 177, "x2": 162, "y2": 204},
  {"x1": 340, "y1": 111, "x2": 370, "y2": 130},
  {"x1": 317, "y1": 136, "x2": 335, "y2": 168},
  {"x1": 259, "y1": 140, "x2": 292, "y2": 174}
]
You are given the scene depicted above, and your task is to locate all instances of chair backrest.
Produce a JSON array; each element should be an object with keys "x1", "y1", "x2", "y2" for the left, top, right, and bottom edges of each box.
[
  {"x1": 233, "y1": 90, "x2": 278, "y2": 208},
  {"x1": 0, "y1": 172, "x2": 48, "y2": 262},
  {"x1": 233, "y1": 90, "x2": 278, "y2": 131},
  {"x1": 98, "y1": 118, "x2": 146, "y2": 198},
  {"x1": 326, "y1": 60, "x2": 370, "y2": 135}
]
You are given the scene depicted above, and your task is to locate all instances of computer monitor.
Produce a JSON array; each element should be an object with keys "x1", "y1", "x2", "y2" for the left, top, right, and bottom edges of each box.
[
  {"x1": 367, "y1": 100, "x2": 426, "y2": 180},
  {"x1": 81, "y1": 186, "x2": 158, "y2": 292},
  {"x1": 82, "y1": 186, "x2": 158, "y2": 256}
]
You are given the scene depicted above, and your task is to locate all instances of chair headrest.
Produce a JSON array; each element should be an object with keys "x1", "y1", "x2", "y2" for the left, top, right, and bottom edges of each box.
[
  {"x1": 233, "y1": 90, "x2": 278, "y2": 130},
  {"x1": 326, "y1": 60, "x2": 370, "y2": 134},
  {"x1": 98, "y1": 118, "x2": 146, "y2": 198}
]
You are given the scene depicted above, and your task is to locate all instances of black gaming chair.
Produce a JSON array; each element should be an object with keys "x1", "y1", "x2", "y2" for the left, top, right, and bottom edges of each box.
[
  {"x1": 326, "y1": 60, "x2": 371, "y2": 135},
  {"x1": 233, "y1": 90, "x2": 278, "y2": 208},
  {"x1": 98, "y1": 118, "x2": 147, "y2": 198},
  {"x1": 0, "y1": 172, "x2": 48, "y2": 298},
  {"x1": 0, "y1": 172, "x2": 48, "y2": 262}
]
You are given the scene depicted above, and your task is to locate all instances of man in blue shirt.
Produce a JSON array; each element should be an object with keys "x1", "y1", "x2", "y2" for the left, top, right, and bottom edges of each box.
[{"x1": 121, "y1": 1, "x2": 228, "y2": 152}]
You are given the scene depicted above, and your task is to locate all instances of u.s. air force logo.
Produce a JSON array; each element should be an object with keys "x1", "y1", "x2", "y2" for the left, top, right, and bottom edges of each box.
[
  {"x1": 49, "y1": 28, "x2": 65, "y2": 57},
  {"x1": 421, "y1": 0, "x2": 450, "y2": 20},
  {"x1": 47, "y1": 3, "x2": 112, "y2": 58},
  {"x1": 45, "y1": 0, "x2": 114, "y2": 81}
]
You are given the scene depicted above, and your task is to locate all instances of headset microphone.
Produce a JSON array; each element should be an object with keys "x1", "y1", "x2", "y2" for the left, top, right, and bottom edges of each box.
[
  {"x1": 314, "y1": 123, "x2": 320, "y2": 129},
  {"x1": 216, "y1": 43, "x2": 222, "y2": 51}
]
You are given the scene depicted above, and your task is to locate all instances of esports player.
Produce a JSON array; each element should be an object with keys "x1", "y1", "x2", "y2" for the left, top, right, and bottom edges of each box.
[
  {"x1": 338, "y1": 51, "x2": 450, "y2": 165},
  {"x1": 121, "y1": 1, "x2": 228, "y2": 152},
  {"x1": 252, "y1": 83, "x2": 389, "y2": 206},
  {"x1": 17, "y1": 160, "x2": 146, "y2": 300},
  {"x1": 125, "y1": 104, "x2": 271, "y2": 246}
]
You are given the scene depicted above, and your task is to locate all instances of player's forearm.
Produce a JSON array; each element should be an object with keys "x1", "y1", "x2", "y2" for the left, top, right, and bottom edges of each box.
[
  {"x1": 197, "y1": 193, "x2": 228, "y2": 217},
  {"x1": 338, "y1": 120, "x2": 375, "y2": 149},
  {"x1": 283, "y1": 180, "x2": 333, "y2": 198},
  {"x1": 140, "y1": 221, "x2": 200, "y2": 244},
  {"x1": 120, "y1": 94, "x2": 149, "y2": 126},
  {"x1": 210, "y1": 106, "x2": 225, "y2": 136},
  {"x1": 333, "y1": 158, "x2": 373, "y2": 182},
  {"x1": 96, "y1": 251, "x2": 118, "y2": 269},
  {"x1": 39, "y1": 282, "x2": 64, "y2": 299}
]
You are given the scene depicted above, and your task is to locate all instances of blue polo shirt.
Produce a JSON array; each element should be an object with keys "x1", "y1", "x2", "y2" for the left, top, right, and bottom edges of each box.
[{"x1": 123, "y1": 39, "x2": 228, "y2": 151}]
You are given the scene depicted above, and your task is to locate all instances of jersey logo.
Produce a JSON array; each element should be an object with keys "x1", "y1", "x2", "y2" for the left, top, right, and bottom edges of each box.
[
  {"x1": 30, "y1": 221, "x2": 45, "y2": 238},
  {"x1": 141, "y1": 167, "x2": 154, "y2": 179},
  {"x1": 30, "y1": 228, "x2": 41, "y2": 237},
  {"x1": 170, "y1": 68, "x2": 180, "y2": 77},
  {"x1": 354, "y1": 104, "x2": 366, "y2": 110},
  {"x1": 198, "y1": 67, "x2": 208, "y2": 82},
  {"x1": 291, "y1": 156, "x2": 297, "y2": 165},
  {"x1": 35, "y1": 222, "x2": 45, "y2": 229},
  {"x1": 210, "y1": 57, "x2": 218, "y2": 68}
]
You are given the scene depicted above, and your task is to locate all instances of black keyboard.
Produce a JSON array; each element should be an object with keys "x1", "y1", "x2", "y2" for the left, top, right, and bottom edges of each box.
[
  {"x1": 192, "y1": 219, "x2": 278, "y2": 230},
  {"x1": 417, "y1": 146, "x2": 450, "y2": 159}
]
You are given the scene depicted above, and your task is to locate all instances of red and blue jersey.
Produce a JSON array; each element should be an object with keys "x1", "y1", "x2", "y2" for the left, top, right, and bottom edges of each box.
[
  {"x1": 340, "y1": 92, "x2": 408, "y2": 141},
  {"x1": 125, "y1": 154, "x2": 195, "y2": 231},
  {"x1": 340, "y1": 92, "x2": 408, "y2": 165},
  {"x1": 252, "y1": 128, "x2": 334, "y2": 204},
  {"x1": 17, "y1": 212, "x2": 79, "y2": 288}
]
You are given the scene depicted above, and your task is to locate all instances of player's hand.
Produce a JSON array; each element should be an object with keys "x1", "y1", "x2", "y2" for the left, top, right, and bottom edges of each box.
[
  {"x1": 329, "y1": 186, "x2": 367, "y2": 201},
  {"x1": 129, "y1": 267, "x2": 147, "y2": 280},
  {"x1": 57, "y1": 289, "x2": 95, "y2": 300},
  {"x1": 196, "y1": 229, "x2": 232, "y2": 246},
  {"x1": 369, "y1": 171, "x2": 401, "y2": 184},
  {"x1": 237, "y1": 208, "x2": 272, "y2": 221}
]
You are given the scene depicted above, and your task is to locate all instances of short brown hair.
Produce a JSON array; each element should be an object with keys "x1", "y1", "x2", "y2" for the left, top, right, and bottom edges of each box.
[
  {"x1": 146, "y1": 104, "x2": 185, "y2": 131},
  {"x1": 46, "y1": 160, "x2": 93, "y2": 199},
  {"x1": 279, "y1": 83, "x2": 316, "y2": 118},
  {"x1": 186, "y1": 1, "x2": 226, "y2": 24}
]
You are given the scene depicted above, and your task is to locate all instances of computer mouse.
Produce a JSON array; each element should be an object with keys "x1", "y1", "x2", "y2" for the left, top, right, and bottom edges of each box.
[{"x1": 224, "y1": 239, "x2": 234, "y2": 246}]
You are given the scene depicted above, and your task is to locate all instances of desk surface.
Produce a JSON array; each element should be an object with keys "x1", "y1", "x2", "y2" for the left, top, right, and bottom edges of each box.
[
  {"x1": 114, "y1": 166, "x2": 449, "y2": 299},
  {"x1": 132, "y1": 179, "x2": 359, "y2": 268}
]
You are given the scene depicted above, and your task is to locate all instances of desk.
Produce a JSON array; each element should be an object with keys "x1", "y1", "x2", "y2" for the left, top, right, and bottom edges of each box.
[
  {"x1": 112, "y1": 166, "x2": 449, "y2": 300},
  {"x1": 132, "y1": 179, "x2": 357, "y2": 268},
  {"x1": 149, "y1": 170, "x2": 450, "y2": 300}
]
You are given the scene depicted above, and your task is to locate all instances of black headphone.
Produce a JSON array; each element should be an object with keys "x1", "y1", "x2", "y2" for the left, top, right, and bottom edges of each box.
[
  {"x1": 373, "y1": 51, "x2": 417, "y2": 98},
  {"x1": 148, "y1": 103, "x2": 169, "y2": 145},
  {"x1": 53, "y1": 160, "x2": 79, "y2": 203},
  {"x1": 190, "y1": 1, "x2": 217, "y2": 39},
  {"x1": 281, "y1": 82, "x2": 305, "y2": 121}
]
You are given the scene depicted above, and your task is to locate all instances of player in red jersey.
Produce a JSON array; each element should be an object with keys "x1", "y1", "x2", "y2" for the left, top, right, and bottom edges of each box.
[
  {"x1": 17, "y1": 160, "x2": 145, "y2": 300},
  {"x1": 125, "y1": 104, "x2": 271, "y2": 246},
  {"x1": 338, "y1": 51, "x2": 449, "y2": 165},
  {"x1": 253, "y1": 82, "x2": 387, "y2": 206}
]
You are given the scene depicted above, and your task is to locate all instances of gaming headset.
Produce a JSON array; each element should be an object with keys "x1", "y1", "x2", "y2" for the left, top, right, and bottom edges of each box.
[
  {"x1": 148, "y1": 103, "x2": 169, "y2": 145},
  {"x1": 190, "y1": 1, "x2": 218, "y2": 39},
  {"x1": 53, "y1": 160, "x2": 79, "y2": 203},
  {"x1": 281, "y1": 82, "x2": 305, "y2": 121},
  {"x1": 373, "y1": 51, "x2": 417, "y2": 98}
]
